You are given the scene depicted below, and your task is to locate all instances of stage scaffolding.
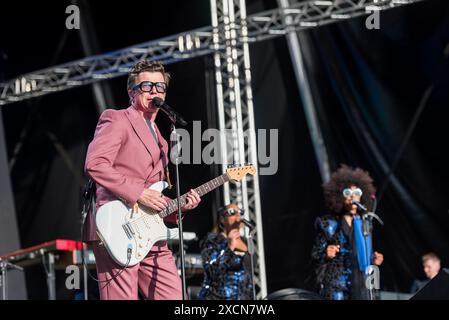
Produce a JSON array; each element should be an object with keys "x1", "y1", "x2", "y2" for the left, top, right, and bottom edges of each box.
[{"x1": 0, "y1": 0, "x2": 424, "y2": 299}]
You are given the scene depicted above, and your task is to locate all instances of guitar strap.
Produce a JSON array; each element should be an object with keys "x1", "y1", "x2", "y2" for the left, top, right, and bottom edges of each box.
[{"x1": 82, "y1": 178, "x2": 96, "y2": 216}]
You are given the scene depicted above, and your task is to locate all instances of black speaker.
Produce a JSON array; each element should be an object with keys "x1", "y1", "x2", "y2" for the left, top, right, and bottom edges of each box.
[
  {"x1": 265, "y1": 288, "x2": 323, "y2": 300},
  {"x1": 410, "y1": 269, "x2": 449, "y2": 300}
]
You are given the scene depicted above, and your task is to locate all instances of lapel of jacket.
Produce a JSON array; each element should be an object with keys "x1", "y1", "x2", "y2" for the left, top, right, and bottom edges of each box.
[{"x1": 124, "y1": 106, "x2": 159, "y2": 166}]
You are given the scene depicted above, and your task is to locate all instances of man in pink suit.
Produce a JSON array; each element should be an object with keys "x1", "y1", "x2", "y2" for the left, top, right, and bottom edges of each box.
[{"x1": 84, "y1": 60, "x2": 201, "y2": 300}]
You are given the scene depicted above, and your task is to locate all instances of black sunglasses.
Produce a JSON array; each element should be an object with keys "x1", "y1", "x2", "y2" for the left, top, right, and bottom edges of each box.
[{"x1": 132, "y1": 81, "x2": 167, "y2": 93}]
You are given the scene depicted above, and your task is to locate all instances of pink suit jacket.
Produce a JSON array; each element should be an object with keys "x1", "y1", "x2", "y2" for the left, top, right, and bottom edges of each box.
[{"x1": 83, "y1": 106, "x2": 176, "y2": 242}]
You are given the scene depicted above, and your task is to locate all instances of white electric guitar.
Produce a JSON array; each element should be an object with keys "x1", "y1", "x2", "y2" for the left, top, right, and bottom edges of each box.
[{"x1": 95, "y1": 165, "x2": 256, "y2": 266}]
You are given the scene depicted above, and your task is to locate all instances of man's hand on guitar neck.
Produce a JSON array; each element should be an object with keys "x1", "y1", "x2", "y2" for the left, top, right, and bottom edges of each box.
[{"x1": 181, "y1": 189, "x2": 201, "y2": 212}]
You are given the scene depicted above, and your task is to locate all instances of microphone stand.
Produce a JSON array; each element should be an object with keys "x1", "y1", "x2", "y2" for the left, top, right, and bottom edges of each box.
[
  {"x1": 0, "y1": 259, "x2": 24, "y2": 300},
  {"x1": 157, "y1": 99, "x2": 188, "y2": 299},
  {"x1": 170, "y1": 122, "x2": 187, "y2": 300},
  {"x1": 246, "y1": 227, "x2": 257, "y2": 300}
]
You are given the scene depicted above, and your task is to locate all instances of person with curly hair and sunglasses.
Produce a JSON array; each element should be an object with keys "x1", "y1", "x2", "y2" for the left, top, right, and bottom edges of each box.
[{"x1": 311, "y1": 165, "x2": 384, "y2": 300}]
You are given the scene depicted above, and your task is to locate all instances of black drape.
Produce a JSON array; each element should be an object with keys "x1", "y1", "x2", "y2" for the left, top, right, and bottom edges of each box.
[{"x1": 298, "y1": 0, "x2": 449, "y2": 291}]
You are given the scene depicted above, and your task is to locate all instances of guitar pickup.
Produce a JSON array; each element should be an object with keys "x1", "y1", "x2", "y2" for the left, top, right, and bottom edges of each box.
[{"x1": 122, "y1": 223, "x2": 135, "y2": 240}]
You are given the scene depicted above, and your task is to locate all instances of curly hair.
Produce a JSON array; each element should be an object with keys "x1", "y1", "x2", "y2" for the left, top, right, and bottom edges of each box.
[
  {"x1": 127, "y1": 60, "x2": 171, "y2": 91},
  {"x1": 322, "y1": 164, "x2": 376, "y2": 215}
]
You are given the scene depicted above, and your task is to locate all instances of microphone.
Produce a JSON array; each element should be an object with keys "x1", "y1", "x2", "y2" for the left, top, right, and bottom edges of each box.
[
  {"x1": 241, "y1": 218, "x2": 255, "y2": 230},
  {"x1": 352, "y1": 200, "x2": 367, "y2": 212},
  {"x1": 152, "y1": 97, "x2": 187, "y2": 126}
]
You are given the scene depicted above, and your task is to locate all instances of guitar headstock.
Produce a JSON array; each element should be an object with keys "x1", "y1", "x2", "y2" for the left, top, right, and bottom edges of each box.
[{"x1": 225, "y1": 164, "x2": 256, "y2": 182}]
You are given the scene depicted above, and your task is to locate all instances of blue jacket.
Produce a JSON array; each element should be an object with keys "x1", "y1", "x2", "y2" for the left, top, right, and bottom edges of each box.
[
  {"x1": 198, "y1": 232, "x2": 253, "y2": 300},
  {"x1": 311, "y1": 215, "x2": 373, "y2": 300}
]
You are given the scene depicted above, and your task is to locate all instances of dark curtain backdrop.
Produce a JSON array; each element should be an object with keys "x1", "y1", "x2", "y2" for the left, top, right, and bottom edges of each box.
[
  {"x1": 296, "y1": 0, "x2": 449, "y2": 291},
  {"x1": 1, "y1": 0, "x2": 448, "y2": 298}
]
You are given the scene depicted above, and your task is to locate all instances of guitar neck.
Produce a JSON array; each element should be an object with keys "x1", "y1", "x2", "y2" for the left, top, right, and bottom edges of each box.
[{"x1": 159, "y1": 174, "x2": 230, "y2": 218}]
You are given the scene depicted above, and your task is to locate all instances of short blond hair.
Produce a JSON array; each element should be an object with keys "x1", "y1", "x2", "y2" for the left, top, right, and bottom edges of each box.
[{"x1": 422, "y1": 252, "x2": 440, "y2": 263}]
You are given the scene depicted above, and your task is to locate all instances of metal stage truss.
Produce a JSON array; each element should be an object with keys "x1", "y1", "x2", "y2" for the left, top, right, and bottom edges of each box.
[
  {"x1": 0, "y1": 0, "x2": 425, "y2": 299},
  {"x1": 0, "y1": 0, "x2": 424, "y2": 105}
]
